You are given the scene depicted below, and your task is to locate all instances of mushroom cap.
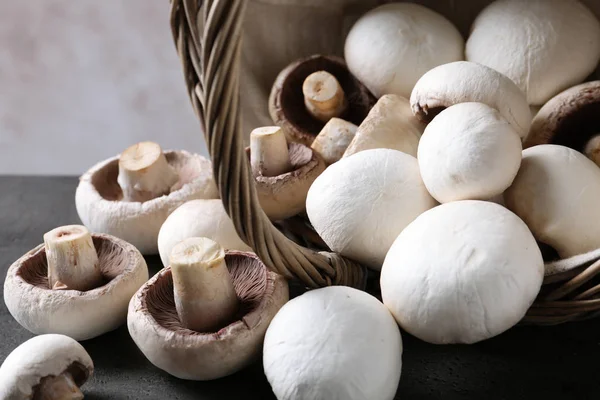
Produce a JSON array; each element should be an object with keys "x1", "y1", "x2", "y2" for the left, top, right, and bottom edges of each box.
[
  {"x1": 466, "y1": 0, "x2": 600, "y2": 106},
  {"x1": 381, "y1": 200, "x2": 544, "y2": 344},
  {"x1": 410, "y1": 61, "x2": 532, "y2": 137},
  {"x1": 306, "y1": 148, "x2": 437, "y2": 271},
  {"x1": 158, "y1": 199, "x2": 252, "y2": 267},
  {"x1": 4, "y1": 233, "x2": 149, "y2": 341},
  {"x1": 0, "y1": 334, "x2": 93, "y2": 400},
  {"x1": 75, "y1": 150, "x2": 218, "y2": 255},
  {"x1": 269, "y1": 55, "x2": 376, "y2": 146},
  {"x1": 524, "y1": 81, "x2": 600, "y2": 150},
  {"x1": 263, "y1": 286, "x2": 402, "y2": 400},
  {"x1": 504, "y1": 144, "x2": 600, "y2": 258},
  {"x1": 345, "y1": 2, "x2": 464, "y2": 99},
  {"x1": 127, "y1": 251, "x2": 289, "y2": 381},
  {"x1": 418, "y1": 102, "x2": 522, "y2": 203}
]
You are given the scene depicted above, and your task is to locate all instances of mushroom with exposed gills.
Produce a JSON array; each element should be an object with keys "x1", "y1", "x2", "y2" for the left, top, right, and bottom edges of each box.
[{"x1": 302, "y1": 71, "x2": 348, "y2": 123}]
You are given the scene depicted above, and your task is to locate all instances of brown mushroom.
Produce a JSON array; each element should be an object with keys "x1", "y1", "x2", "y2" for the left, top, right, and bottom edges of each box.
[
  {"x1": 269, "y1": 54, "x2": 376, "y2": 146},
  {"x1": 524, "y1": 81, "x2": 600, "y2": 166},
  {"x1": 127, "y1": 238, "x2": 289, "y2": 381}
]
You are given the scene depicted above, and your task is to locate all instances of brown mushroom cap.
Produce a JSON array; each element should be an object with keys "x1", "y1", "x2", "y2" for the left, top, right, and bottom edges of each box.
[
  {"x1": 3, "y1": 234, "x2": 149, "y2": 341},
  {"x1": 525, "y1": 81, "x2": 600, "y2": 152},
  {"x1": 269, "y1": 54, "x2": 377, "y2": 146},
  {"x1": 127, "y1": 251, "x2": 289, "y2": 381}
]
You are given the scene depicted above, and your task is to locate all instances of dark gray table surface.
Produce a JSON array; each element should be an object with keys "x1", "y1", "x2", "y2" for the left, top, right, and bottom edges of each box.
[{"x1": 1, "y1": 176, "x2": 599, "y2": 399}]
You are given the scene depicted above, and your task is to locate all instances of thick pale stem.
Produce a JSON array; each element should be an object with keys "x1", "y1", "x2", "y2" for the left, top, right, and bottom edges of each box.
[
  {"x1": 302, "y1": 71, "x2": 347, "y2": 123},
  {"x1": 117, "y1": 141, "x2": 179, "y2": 202},
  {"x1": 250, "y1": 126, "x2": 291, "y2": 177},
  {"x1": 35, "y1": 373, "x2": 83, "y2": 400},
  {"x1": 44, "y1": 225, "x2": 103, "y2": 291},
  {"x1": 584, "y1": 134, "x2": 600, "y2": 167},
  {"x1": 311, "y1": 118, "x2": 358, "y2": 164},
  {"x1": 170, "y1": 237, "x2": 238, "y2": 332}
]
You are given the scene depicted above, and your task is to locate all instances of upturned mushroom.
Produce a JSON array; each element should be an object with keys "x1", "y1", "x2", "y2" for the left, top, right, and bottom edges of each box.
[
  {"x1": 76, "y1": 141, "x2": 218, "y2": 254},
  {"x1": 524, "y1": 81, "x2": 600, "y2": 167},
  {"x1": 269, "y1": 55, "x2": 376, "y2": 145},
  {"x1": 410, "y1": 61, "x2": 532, "y2": 138},
  {"x1": 466, "y1": 0, "x2": 600, "y2": 106},
  {"x1": 4, "y1": 225, "x2": 148, "y2": 340},
  {"x1": 310, "y1": 118, "x2": 358, "y2": 165},
  {"x1": 0, "y1": 334, "x2": 93, "y2": 400},
  {"x1": 306, "y1": 148, "x2": 437, "y2": 271},
  {"x1": 248, "y1": 126, "x2": 326, "y2": 221},
  {"x1": 343, "y1": 94, "x2": 425, "y2": 158},
  {"x1": 504, "y1": 144, "x2": 600, "y2": 258},
  {"x1": 381, "y1": 200, "x2": 544, "y2": 344},
  {"x1": 263, "y1": 286, "x2": 402, "y2": 400},
  {"x1": 418, "y1": 102, "x2": 522, "y2": 203},
  {"x1": 344, "y1": 2, "x2": 464, "y2": 99},
  {"x1": 128, "y1": 237, "x2": 289, "y2": 380}
]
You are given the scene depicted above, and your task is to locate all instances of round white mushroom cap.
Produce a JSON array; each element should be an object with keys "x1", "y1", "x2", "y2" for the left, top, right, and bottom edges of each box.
[
  {"x1": 504, "y1": 144, "x2": 600, "y2": 258},
  {"x1": 263, "y1": 286, "x2": 402, "y2": 400},
  {"x1": 306, "y1": 148, "x2": 437, "y2": 271},
  {"x1": 0, "y1": 334, "x2": 93, "y2": 400},
  {"x1": 410, "y1": 61, "x2": 532, "y2": 138},
  {"x1": 158, "y1": 199, "x2": 252, "y2": 268},
  {"x1": 466, "y1": 0, "x2": 600, "y2": 105},
  {"x1": 76, "y1": 150, "x2": 218, "y2": 255},
  {"x1": 344, "y1": 2, "x2": 464, "y2": 99},
  {"x1": 418, "y1": 102, "x2": 522, "y2": 203},
  {"x1": 381, "y1": 200, "x2": 544, "y2": 344}
]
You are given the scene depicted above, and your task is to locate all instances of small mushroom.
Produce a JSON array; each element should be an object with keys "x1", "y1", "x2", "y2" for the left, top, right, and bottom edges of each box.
[
  {"x1": 344, "y1": 2, "x2": 464, "y2": 99},
  {"x1": 343, "y1": 94, "x2": 425, "y2": 158},
  {"x1": 248, "y1": 126, "x2": 326, "y2": 221},
  {"x1": 269, "y1": 54, "x2": 376, "y2": 146},
  {"x1": 504, "y1": 144, "x2": 600, "y2": 258},
  {"x1": 263, "y1": 286, "x2": 402, "y2": 400},
  {"x1": 310, "y1": 118, "x2": 358, "y2": 165},
  {"x1": 410, "y1": 61, "x2": 532, "y2": 138},
  {"x1": 466, "y1": 0, "x2": 600, "y2": 105},
  {"x1": 0, "y1": 334, "x2": 93, "y2": 400},
  {"x1": 306, "y1": 148, "x2": 437, "y2": 271},
  {"x1": 418, "y1": 102, "x2": 522, "y2": 203},
  {"x1": 158, "y1": 199, "x2": 252, "y2": 268},
  {"x1": 75, "y1": 141, "x2": 218, "y2": 254},
  {"x1": 381, "y1": 200, "x2": 544, "y2": 344},
  {"x1": 4, "y1": 225, "x2": 148, "y2": 340},
  {"x1": 128, "y1": 238, "x2": 289, "y2": 380},
  {"x1": 524, "y1": 81, "x2": 600, "y2": 167}
]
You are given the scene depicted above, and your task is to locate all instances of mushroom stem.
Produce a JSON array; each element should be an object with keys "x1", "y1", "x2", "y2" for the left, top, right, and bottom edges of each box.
[
  {"x1": 584, "y1": 134, "x2": 600, "y2": 167},
  {"x1": 117, "y1": 141, "x2": 179, "y2": 202},
  {"x1": 35, "y1": 373, "x2": 83, "y2": 400},
  {"x1": 302, "y1": 71, "x2": 347, "y2": 122},
  {"x1": 43, "y1": 225, "x2": 103, "y2": 291},
  {"x1": 170, "y1": 237, "x2": 238, "y2": 332},
  {"x1": 311, "y1": 118, "x2": 358, "y2": 165},
  {"x1": 250, "y1": 126, "x2": 292, "y2": 177}
]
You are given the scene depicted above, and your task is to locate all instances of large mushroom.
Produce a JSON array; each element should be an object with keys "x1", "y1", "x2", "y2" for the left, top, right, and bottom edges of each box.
[
  {"x1": 76, "y1": 141, "x2": 218, "y2": 254},
  {"x1": 128, "y1": 237, "x2": 289, "y2": 380},
  {"x1": 4, "y1": 225, "x2": 148, "y2": 341},
  {"x1": 0, "y1": 334, "x2": 93, "y2": 400}
]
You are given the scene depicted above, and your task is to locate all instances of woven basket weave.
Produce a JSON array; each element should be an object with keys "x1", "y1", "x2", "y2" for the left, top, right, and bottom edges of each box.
[{"x1": 169, "y1": 0, "x2": 600, "y2": 325}]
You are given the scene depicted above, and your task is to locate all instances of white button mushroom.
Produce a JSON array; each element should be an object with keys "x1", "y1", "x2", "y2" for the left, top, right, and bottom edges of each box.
[
  {"x1": 75, "y1": 141, "x2": 218, "y2": 254},
  {"x1": 263, "y1": 286, "x2": 402, "y2": 400},
  {"x1": 344, "y1": 3, "x2": 464, "y2": 99},
  {"x1": 310, "y1": 118, "x2": 358, "y2": 165},
  {"x1": 418, "y1": 102, "x2": 522, "y2": 203},
  {"x1": 157, "y1": 199, "x2": 252, "y2": 268},
  {"x1": 466, "y1": 0, "x2": 600, "y2": 106},
  {"x1": 381, "y1": 200, "x2": 544, "y2": 344},
  {"x1": 504, "y1": 144, "x2": 600, "y2": 258},
  {"x1": 306, "y1": 148, "x2": 437, "y2": 271},
  {"x1": 0, "y1": 334, "x2": 94, "y2": 400},
  {"x1": 410, "y1": 61, "x2": 532, "y2": 138},
  {"x1": 4, "y1": 225, "x2": 149, "y2": 341},
  {"x1": 128, "y1": 239, "x2": 289, "y2": 380}
]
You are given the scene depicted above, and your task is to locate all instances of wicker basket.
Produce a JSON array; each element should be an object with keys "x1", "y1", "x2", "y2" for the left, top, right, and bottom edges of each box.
[{"x1": 169, "y1": 0, "x2": 600, "y2": 325}]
